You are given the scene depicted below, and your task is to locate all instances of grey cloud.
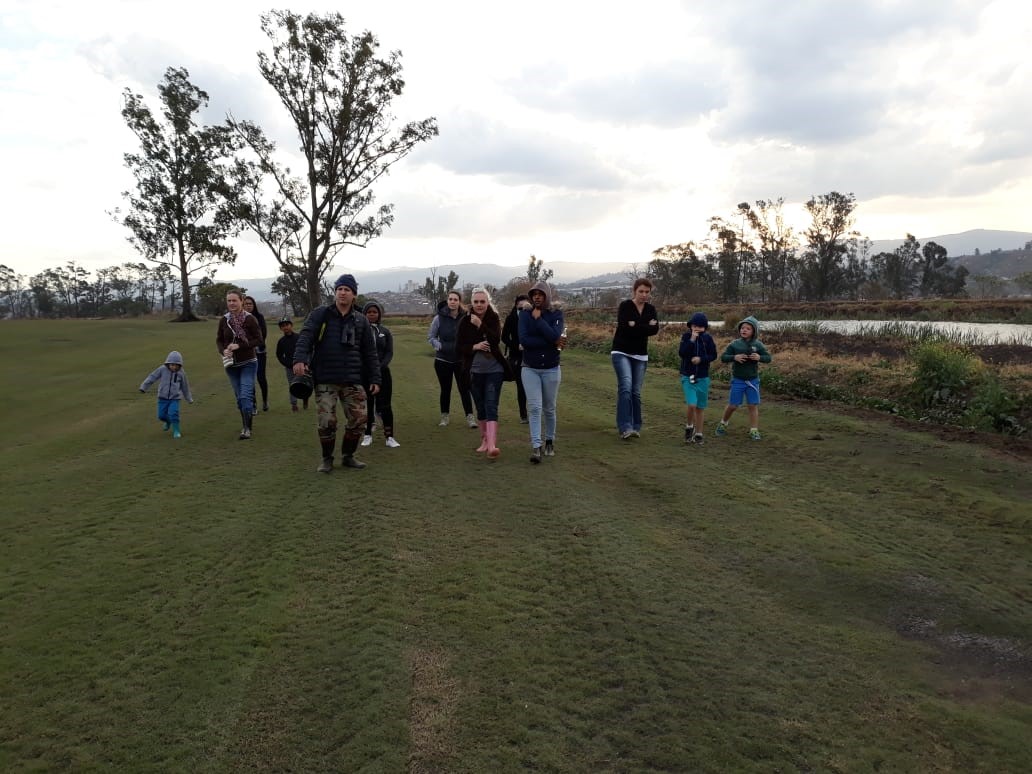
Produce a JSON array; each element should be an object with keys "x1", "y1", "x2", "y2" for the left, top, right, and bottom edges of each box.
[
  {"x1": 508, "y1": 62, "x2": 728, "y2": 128},
  {"x1": 79, "y1": 33, "x2": 292, "y2": 145},
  {"x1": 707, "y1": 1, "x2": 973, "y2": 146},
  {"x1": 964, "y1": 67, "x2": 1032, "y2": 165},
  {"x1": 416, "y1": 114, "x2": 628, "y2": 191},
  {"x1": 720, "y1": 80, "x2": 886, "y2": 145},
  {"x1": 386, "y1": 188, "x2": 625, "y2": 241},
  {"x1": 729, "y1": 123, "x2": 1031, "y2": 209}
]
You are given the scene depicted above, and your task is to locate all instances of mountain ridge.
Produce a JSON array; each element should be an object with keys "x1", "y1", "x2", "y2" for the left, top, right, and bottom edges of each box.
[{"x1": 229, "y1": 229, "x2": 1031, "y2": 299}]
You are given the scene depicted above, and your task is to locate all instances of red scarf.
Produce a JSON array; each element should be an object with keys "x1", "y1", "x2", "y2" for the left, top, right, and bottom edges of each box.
[{"x1": 227, "y1": 310, "x2": 250, "y2": 340}]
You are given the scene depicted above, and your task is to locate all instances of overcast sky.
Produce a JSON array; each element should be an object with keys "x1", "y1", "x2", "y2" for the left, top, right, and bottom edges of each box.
[{"x1": 2, "y1": 0, "x2": 1029, "y2": 281}]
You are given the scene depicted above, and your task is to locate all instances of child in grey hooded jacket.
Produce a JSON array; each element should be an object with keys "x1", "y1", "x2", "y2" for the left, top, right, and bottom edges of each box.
[{"x1": 139, "y1": 350, "x2": 194, "y2": 439}]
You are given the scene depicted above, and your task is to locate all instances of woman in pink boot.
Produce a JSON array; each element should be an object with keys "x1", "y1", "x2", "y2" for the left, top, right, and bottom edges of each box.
[{"x1": 457, "y1": 288, "x2": 515, "y2": 459}]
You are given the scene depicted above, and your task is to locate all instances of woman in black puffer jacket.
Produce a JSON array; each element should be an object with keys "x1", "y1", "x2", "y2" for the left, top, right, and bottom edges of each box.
[{"x1": 427, "y1": 290, "x2": 475, "y2": 428}]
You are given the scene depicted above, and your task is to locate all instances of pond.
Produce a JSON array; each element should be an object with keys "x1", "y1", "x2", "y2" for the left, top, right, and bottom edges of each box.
[{"x1": 757, "y1": 320, "x2": 1032, "y2": 345}]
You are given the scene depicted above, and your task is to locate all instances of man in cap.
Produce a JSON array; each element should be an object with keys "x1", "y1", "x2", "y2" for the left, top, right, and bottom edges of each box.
[{"x1": 293, "y1": 274, "x2": 381, "y2": 472}]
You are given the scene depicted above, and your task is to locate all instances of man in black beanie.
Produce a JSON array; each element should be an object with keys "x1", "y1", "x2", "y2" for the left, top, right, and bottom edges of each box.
[{"x1": 293, "y1": 274, "x2": 381, "y2": 472}]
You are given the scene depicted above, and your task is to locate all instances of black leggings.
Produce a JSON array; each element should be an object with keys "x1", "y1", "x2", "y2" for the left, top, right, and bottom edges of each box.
[
  {"x1": 365, "y1": 368, "x2": 394, "y2": 434},
  {"x1": 434, "y1": 358, "x2": 472, "y2": 415},
  {"x1": 511, "y1": 354, "x2": 527, "y2": 418},
  {"x1": 255, "y1": 351, "x2": 269, "y2": 405}
]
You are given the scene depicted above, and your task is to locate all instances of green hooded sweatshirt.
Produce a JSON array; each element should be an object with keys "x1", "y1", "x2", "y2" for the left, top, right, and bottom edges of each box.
[{"x1": 720, "y1": 315, "x2": 772, "y2": 380}]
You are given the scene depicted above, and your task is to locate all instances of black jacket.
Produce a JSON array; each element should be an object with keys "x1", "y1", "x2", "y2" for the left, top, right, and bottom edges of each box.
[
  {"x1": 275, "y1": 331, "x2": 298, "y2": 368},
  {"x1": 293, "y1": 304, "x2": 381, "y2": 387}
]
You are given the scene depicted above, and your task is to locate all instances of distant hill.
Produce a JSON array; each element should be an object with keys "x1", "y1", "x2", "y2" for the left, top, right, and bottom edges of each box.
[
  {"x1": 952, "y1": 248, "x2": 1031, "y2": 279},
  {"x1": 230, "y1": 229, "x2": 1031, "y2": 301},
  {"x1": 869, "y1": 229, "x2": 1031, "y2": 258},
  {"x1": 230, "y1": 261, "x2": 633, "y2": 300},
  {"x1": 868, "y1": 229, "x2": 1031, "y2": 279}
]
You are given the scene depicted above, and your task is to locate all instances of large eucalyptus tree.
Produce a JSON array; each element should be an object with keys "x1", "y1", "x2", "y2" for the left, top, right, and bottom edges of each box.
[
  {"x1": 117, "y1": 67, "x2": 239, "y2": 321},
  {"x1": 229, "y1": 10, "x2": 439, "y2": 310}
]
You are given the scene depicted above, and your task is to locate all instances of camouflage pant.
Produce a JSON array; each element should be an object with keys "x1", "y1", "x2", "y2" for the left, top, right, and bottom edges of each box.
[{"x1": 314, "y1": 384, "x2": 368, "y2": 443}]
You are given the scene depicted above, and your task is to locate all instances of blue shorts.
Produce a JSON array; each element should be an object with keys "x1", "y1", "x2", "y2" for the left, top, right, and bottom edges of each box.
[
  {"x1": 728, "y1": 377, "x2": 761, "y2": 406},
  {"x1": 680, "y1": 375, "x2": 710, "y2": 408}
]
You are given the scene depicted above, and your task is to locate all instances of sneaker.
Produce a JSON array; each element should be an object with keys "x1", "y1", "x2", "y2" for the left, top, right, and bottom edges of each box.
[
  {"x1": 684, "y1": 425, "x2": 694, "y2": 444},
  {"x1": 262, "y1": 402, "x2": 269, "y2": 412},
  {"x1": 252, "y1": 407, "x2": 259, "y2": 417},
  {"x1": 544, "y1": 440, "x2": 555, "y2": 457},
  {"x1": 438, "y1": 413, "x2": 450, "y2": 427},
  {"x1": 693, "y1": 433, "x2": 705, "y2": 445},
  {"x1": 631, "y1": 430, "x2": 641, "y2": 438},
  {"x1": 749, "y1": 428, "x2": 762, "y2": 441},
  {"x1": 466, "y1": 413, "x2": 478, "y2": 428},
  {"x1": 341, "y1": 455, "x2": 366, "y2": 469},
  {"x1": 620, "y1": 430, "x2": 634, "y2": 440},
  {"x1": 162, "y1": 421, "x2": 171, "y2": 431},
  {"x1": 530, "y1": 447, "x2": 542, "y2": 464},
  {"x1": 239, "y1": 428, "x2": 252, "y2": 440},
  {"x1": 714, "y1": 422, "x2": 727, "y2": 437},
  {"x1": 317, "y1": 457, "x2": 333, "y2": 473},
  {"x1": 360, "y1": 434, "x2": 373, "y2": 447},
  {"x1": 386, "y1": 437, "x2": 401, "y2": 448},
  {"x1": 519, "y1": 416, "x2": 529, "y2": 424}
]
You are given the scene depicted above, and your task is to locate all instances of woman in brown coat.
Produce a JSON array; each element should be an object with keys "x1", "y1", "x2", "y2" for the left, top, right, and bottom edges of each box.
[{"x1": 216, "y1": 290, "x2": 263, "y2": 439}]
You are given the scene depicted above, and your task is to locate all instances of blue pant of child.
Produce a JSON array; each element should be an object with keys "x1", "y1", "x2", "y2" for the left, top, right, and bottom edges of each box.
[{"x1": 157, "y1": 398, "x2": 180, "y2": 424}]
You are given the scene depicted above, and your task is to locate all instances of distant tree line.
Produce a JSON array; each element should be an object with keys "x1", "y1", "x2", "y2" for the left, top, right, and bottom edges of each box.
[
  {"x1": 643, "y1": 193, "x2": 976, "y2": 306},
  {"x1": 0, "y1": 261, "x2": 177, "y2": 319}
]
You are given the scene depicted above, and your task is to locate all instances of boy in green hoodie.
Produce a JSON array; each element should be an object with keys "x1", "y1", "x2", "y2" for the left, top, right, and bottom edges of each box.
[{"x1": 714, "y1": 316, "x2": 772, "y2": 440}]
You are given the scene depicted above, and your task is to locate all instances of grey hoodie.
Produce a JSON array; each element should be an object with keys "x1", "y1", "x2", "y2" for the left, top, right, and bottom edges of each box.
[{"x1": 139, "y1": 351, "x2": 193, "y2": 402}]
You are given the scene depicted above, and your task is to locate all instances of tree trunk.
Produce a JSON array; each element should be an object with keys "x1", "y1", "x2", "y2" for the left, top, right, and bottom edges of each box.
[
  {"x1": 174, "y1": 246, "x2": 200, "y2": 322},
  {"x1": 306, "y1": 263, "x2": 322, "y2": 313}
]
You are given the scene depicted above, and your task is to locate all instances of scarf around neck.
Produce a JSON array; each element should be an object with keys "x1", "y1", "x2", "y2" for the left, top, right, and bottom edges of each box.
[{"x1": 226, "y1": 310, "x2": 249, "y2": 340}]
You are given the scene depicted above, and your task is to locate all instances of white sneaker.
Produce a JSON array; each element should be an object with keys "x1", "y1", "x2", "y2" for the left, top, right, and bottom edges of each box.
[
  {"x1": 438, "y1": 413, "x2": 450, "y2": 427},
  {"x1": 385, "y1": 437, "x2": 401, "y2": 448},
  {"x1": 466, "y1": 413, "x2": 478, "y2": 428},
  {"x1": 360, "y1": 434, "x2": 373, "y2": 447}
]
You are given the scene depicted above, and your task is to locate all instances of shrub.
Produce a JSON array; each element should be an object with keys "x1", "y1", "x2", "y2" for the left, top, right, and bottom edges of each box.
[
  {"x1": 968, "y1": 375, "x2": 1026, "y2": 435},
  {"x1": 906, "y1": 341, "x2": 1026, "y2": 433},
  {"x1": 909, "y1": 342, "x2": 980, "y2": 407}
]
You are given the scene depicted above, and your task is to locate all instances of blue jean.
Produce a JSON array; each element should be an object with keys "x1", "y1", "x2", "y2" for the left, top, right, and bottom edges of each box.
[
  {"x1": 521, "y1": 366, "x2": 561, "y2": 448},
  {"x1": 612, "y1": 353, "x2": 647, "y2": 432},
  {"x1": 225, "y1": 361, "x2": 257, "y2": 414},
  {"x1": 470, "y1": 371, "x2": 505, "y2": 422},
  {"x1": 156, "y1": 398, "x2": 180, "y2": 424}
]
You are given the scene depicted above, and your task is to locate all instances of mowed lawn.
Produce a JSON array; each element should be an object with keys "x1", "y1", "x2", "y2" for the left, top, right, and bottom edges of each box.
[{"x1": 1, "y1": 318, "x2": 1029, "y2": 772}]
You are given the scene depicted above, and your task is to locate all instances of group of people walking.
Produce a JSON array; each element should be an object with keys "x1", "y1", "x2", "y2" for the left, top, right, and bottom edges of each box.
[
  {"x1": 432, "y1": 281, "x2": 567, "y2": 463},
  {"x1": 138, "y1": 274, "x2": 773, "y2": 468}
]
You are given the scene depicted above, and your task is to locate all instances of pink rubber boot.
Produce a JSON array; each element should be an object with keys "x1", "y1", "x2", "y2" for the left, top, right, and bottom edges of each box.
[{"x1": 475, "y1": 420, "x2": 489, "y2": 452}]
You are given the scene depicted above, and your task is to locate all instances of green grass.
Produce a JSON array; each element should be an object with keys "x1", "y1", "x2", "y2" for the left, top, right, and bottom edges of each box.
[{"x1": 1, "y1": 319, "x2": 1030, "y2": 772}]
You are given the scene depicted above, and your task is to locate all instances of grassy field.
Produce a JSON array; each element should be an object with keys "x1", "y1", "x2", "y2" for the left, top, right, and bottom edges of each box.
[{"x1": 1, "y1": 318, "x2": 1029, "y2": 772}]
